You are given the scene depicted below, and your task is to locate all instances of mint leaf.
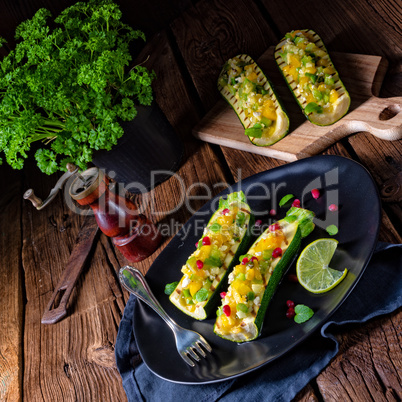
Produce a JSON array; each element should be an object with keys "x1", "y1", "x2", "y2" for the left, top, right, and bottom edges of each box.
[
  {"x1": 195, "y1": 288, "x2": 209, "y2": 302},
  {"x1": 164, "y1": 281, "x2": 178, "y2": 295},
  {"x1": 279, "y1": 194, "x2": 294, "y2": 207},
  {"x1": 326, "y1": 225, "x2": 339, "y2": 236},
  {"x1": 294, "y1": 304, "x2": 314, "y2": 323}
]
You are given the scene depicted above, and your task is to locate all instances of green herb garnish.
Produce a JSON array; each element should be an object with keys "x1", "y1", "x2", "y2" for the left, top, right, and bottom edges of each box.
[
  {"x1": 279, "y1": 194, "x2": 294, "y2": 207},
  {"x1": 326, "y1": 225, "x2": 339, "y2": 236},
  {"x1": 294, "y1": 304, "x2": 314, "y2": 323},
  {"x1": 195, "y1": 288, "x2": 209, "y2": 302},
  {"x1": 164, "y1": 281, "x2": 178, "y2": 295}
]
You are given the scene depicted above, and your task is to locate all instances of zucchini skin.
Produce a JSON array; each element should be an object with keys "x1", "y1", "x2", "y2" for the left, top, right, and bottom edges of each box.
[
  {"x1": 214, "y1": 207, "x2": 315, "y2": 342},
  {"x1": 218, "y1": 54, "x2": 289, "y2": 146},
  {"x1": 275, "y1": 29, "x2": 351, "y2": 126},
  {"x1": 169, "y1": 192, "x2": 254, "y2": 320}
]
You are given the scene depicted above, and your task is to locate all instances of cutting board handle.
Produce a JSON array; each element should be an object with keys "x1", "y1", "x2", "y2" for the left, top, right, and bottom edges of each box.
[{"x1": 347, "y1": 96, "x2": 402, "y2": 141}]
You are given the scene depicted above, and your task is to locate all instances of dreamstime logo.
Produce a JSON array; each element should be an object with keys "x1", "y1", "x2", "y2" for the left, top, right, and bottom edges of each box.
[{"x1": 63, "y1": 167, "x2": 339, "y2": 239}]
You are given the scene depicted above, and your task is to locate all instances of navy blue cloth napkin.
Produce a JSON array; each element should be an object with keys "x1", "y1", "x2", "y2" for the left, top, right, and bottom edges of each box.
[{"x1": 115, "y1": 243, "x2": 402, "y2": 402}]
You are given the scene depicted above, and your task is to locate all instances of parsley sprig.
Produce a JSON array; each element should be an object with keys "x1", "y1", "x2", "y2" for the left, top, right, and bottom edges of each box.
[{"x1": 0, "y1": 0, "x2": 156, "y2": 174}]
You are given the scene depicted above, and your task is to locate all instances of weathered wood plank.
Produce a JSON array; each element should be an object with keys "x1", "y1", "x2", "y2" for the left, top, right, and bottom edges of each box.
[
  {"x1": 317, "y1": 311, "x2": 402, "y2": 401},
  {"x1": 170, "y1": 0, "x2": 278, "y2": 111},
  {"x1": 21, "y1": 160, "x2": 127, "y2": 401},
  {"x1": 0, "y1": 165, "x2": 23, "y2": 401}
]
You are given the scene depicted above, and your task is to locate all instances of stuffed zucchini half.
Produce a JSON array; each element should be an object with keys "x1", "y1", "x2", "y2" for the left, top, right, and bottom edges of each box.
[
  {"x1": 218, "y1": 54, "x2": 289, "y2": 146},
  {"x1": 275, "y1": 29, "x2": 350, "y2": 126},
  {"x1": 214, "y1": 207, "x2": 315, "y2": 342},
  {"x1": 169, "y1": 192, "x2": 254, "y2": 320}
]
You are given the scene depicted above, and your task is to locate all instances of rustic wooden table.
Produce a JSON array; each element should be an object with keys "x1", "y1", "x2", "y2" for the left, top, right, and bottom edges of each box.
[{"x1": 1, "y1": 0, "x2": 401, "y2": 400}]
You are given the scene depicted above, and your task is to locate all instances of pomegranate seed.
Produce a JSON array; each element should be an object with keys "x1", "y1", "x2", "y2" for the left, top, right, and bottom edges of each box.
[
  {"x1": 292, "y1": 199, "x2": 301, "y2": 208},
  {"x1": 272, "y1": 247, "x2": 282, "y2": 258},
  {"x1": 220, "y1": 292, "x2": 226, "y2": 298},
  {"x1": 255, "y1": 219, "x2": 262, "y2": 227},
  {"x1": 223, "y1": 305, "x2": 231, "y2": 317},
  {"x1": 311, "y1": 189, "x2": 320, "y2": 199},
  {"x1": 250, "y1": 256, "x2": 258, "y2": 262},
  {"x1": 287, "y1": 274, "x2": 299, "y2": 283},
  {"x1": 196, "y1": 260, "x2": 204, "y2": 269},
  {"x1": 286, "y1": 308, "x2": 296, "y2": 319},
  {"x1": 241, "y1": 257, "x2": 249, "y2": 265},
  {"x1": 222, "y1": 208, "x2": 230, "y2": 215},
  {"x1": 195, "y1": 242, "x2": 198, "y2": 248},
  {"x1": 269, "y1": 223, "x2": 280, "y2": 232},
  {"x1": 202, "y1": 236, "x2": 211, "y2": 245},
  {"x1": 328, "y1": 204, "x2": 338, "y2": 211},
  {"x1": 269, "y1": 209, "x2": 276, "y2": 216},
  {"x1": 286, "y1": 300, "x2": 295, "y2": 308}
]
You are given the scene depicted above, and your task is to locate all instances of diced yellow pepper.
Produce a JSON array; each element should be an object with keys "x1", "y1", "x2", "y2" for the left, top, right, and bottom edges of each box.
[
  {"x1": 299, "y1": 76, "x2": 309, "y2": 87},
  {"x1": 288, "y1": 54, "x2": 301, "y2": 68},
  {"x1": 262, "y1": 104, "x2": 277, "y2": 121},
  {"x1": 246, "y1": 268, "x2": 255, "y2": 281},
  {"x1": 189, "y1": 281, "x2": 202, "y2": 297},
  {"x1": 330, "y1": 89, "x2": 339, "y2": 103},
  {"x1": 247, "y1": 71, "x2": 258, "y2": 82},
  {"x1": 305, "y1": 66, "x2": 317, "y2": 74},
  {"x1": 323, "y1": 66, "x2": 336, "y2": 75},
  {"x1": 197, "y1": 245, "x2": 211, "y2": 260},
  {"x1": 217, "y1": 215, "x2": 233, "y2": 227}
]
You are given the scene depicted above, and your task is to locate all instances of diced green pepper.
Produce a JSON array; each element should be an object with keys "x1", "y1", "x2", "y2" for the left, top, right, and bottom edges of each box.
[
  {"x1": 305, "y1": 73, "x2": 317, "y2": 83},
  {"x1": 236, "y1": 303, "x2": 249, "y2": 313},
  {"x1": 262, "y1": 249, "x2": 273, "y2": 260},
  {"x1": 186, "y1": 256, "x2": 197, "y2": 269},
  {"x1": 235, "y1": 273, "x2": 246, "y2": 281},
  {"x1": 305, "y1": 102, "x2": 323, "y2": 114},
  {"x1": 247, "y1": 291, "x2": 255, "y2": 301},
  {"x1": 183, "y1": 288, "x2": 191, "y2": 298},
  {"x1": 236, "y1": 211, "x2": 246, "y2": 227},
  {"x1": 260, "y1": 116, "x2": 272, "y2": 127},
  {"x1": 324, "y1": 74, "x2": 335, "y2": 86}
]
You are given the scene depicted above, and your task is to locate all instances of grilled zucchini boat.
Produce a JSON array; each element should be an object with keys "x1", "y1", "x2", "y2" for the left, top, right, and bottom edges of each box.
[
  {"x1": 214, "y1": 207, "x2": 315, "y2": 342},
  {"x1": 169, "y1": 192, "x2": 254, "y2": 320},
  {"x1": 275, "y1": 29, "x2": 350, "y2": 126},
  {"x1": 218, "y1": 54, "x2": 289, "y2": 146}
]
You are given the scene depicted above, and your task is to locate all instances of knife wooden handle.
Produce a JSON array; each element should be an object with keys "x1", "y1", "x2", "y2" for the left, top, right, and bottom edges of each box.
[{"x1": 41, "y1": 215, "x2": 99, "y2": 324}]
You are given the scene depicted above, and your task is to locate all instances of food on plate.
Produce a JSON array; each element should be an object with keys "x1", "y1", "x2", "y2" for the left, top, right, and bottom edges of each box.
[
  {"x1": 296, "y1": 238, "x2": 348, "y2": 293},
  {"x1": 169, "y1": 192, "x2": 254, "y2": 320},
  {"x1": 218, "y1": 54, "x2": 289, "y2": 146},
  {"x1": 275, "y1": 29, "x2": 350, "y2": 126},
  {"x1": 214, "y1": 207, "x2": 315, "y2": 342}
]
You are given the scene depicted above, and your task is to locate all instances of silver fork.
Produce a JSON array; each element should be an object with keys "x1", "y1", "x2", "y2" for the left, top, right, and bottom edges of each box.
[{"x1": 119, "y1": 266, "x2": 212, "y2": 367}]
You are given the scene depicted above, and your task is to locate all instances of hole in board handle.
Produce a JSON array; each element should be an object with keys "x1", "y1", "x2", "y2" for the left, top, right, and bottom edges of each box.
[{"x1": 379, "y1": 104, "x2": 400, "y2": 121}]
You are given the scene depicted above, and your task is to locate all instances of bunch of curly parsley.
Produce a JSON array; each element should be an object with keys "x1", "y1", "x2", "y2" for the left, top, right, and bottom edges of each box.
[{"x1": 0, "y1": 0, "x2": 156, "y2": 174}]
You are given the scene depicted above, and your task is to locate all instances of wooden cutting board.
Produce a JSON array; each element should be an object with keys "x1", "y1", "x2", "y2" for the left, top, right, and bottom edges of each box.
[{"x1": 193, "y1": 48, "x2": 402, "y2": 161}]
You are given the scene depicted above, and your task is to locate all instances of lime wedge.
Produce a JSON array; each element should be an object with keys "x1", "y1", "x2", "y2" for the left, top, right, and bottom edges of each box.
[{"x1": 296, "y1": 238, "x2": 347, "y2": 293}]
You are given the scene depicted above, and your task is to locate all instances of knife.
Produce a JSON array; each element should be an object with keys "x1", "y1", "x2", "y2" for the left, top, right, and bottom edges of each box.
[{"x1": 41, "y1": 213, "x2": 99, "y2": 324}]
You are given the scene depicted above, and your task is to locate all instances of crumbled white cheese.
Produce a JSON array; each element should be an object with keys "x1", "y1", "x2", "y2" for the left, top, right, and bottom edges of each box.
[
  {"x1": 253, "y1": 296, "x2": 260, "y2": 306},
  {"x1": 228, "y1": 272, "x2": 235, "y2": 284},
  {"x1": 182, "y1": 276, "x2": 191, "y2": 288}
]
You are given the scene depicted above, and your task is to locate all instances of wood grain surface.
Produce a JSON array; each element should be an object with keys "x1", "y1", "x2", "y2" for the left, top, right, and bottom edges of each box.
[{"x1": 0, "y1": 0, "x2": 400, "y2": 401}]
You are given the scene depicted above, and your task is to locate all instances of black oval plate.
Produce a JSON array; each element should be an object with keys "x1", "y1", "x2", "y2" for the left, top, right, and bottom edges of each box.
[{"x1": 132, "y1": 155, "x2": 380, "y2": 384}]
